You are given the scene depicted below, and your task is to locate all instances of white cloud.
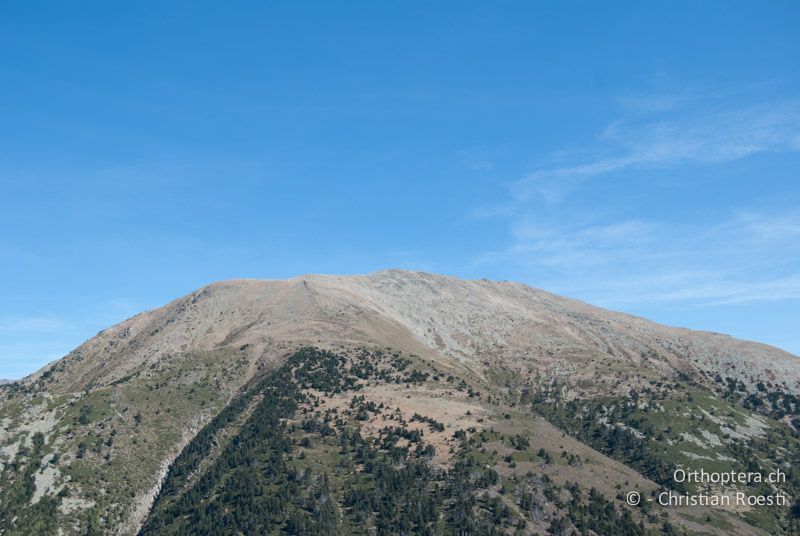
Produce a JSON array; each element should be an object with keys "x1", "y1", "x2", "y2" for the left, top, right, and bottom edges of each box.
[
  {"x1": 457, "y1": 146, "x2": 495, "y2": 171},
  {"x1": 0, "y1": 300, "x2": 145, "y2": 378},
  {"x1": 0, "y1": 316, "x2": 74, "y2": 334},
  {"x1": 510, "y1": 99, "x2": 800, "y2": 204},
  {"x1": 617, "y1": 92, "x2": 689, "y2": 113},
  {"x1": 476, "y1": 209, "x2": 800, "y2": 308},
  {"x1": 474, "y1": 86, "x2": 800, "y2": 313}
]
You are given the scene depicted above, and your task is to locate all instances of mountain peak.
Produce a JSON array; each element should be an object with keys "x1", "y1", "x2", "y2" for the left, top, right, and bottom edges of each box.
[{"x1": 2, "y1": 271, "x2": 799, "y2": 535}]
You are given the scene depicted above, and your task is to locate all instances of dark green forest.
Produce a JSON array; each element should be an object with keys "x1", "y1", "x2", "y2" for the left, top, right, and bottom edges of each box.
[{"x1": 140, "y1": 348, "x2": 651, "y2": 536}]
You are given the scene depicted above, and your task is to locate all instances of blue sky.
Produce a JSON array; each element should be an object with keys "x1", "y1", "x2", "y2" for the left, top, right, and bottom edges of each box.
[{"x1": 2, "y1": 2, "x2": 799, "y2": 378}]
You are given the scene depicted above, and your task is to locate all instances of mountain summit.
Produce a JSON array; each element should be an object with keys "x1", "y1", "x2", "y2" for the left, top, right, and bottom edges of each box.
[
  {"x1": 2, "y1": 271, "x2": 799, "y2": 535},
  {"x1": 31, "y1": 270, "x2": 800, "y2": 395}
]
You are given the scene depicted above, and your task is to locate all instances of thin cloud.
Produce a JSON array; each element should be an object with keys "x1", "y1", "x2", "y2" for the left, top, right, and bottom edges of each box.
[
  {"x1": 474, "y1": 89, "x2": 800, "y2": 311},
  {"x1": 617, "y1": 92, "x2": 689, "y2": 113},
  {"x1": 0, "y1": 316, "x2": 74, "y2": 334},
  {"x1": 511, "y1": 99, "x2": 800, "y2": 203},
  {"x1": 476, "y1": 210, "x2": 800, "y2": 307}
]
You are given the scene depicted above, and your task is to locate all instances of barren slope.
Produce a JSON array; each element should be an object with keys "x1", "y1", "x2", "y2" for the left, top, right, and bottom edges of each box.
[
  {"x1": 29, "y1": 270, "x2": 800, "y2": 396},
  {"x1": 1, "y1": 270, "x2": 798, "y2": 535}
]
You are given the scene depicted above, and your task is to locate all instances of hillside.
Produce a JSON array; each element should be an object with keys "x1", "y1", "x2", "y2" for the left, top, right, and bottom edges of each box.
[{"x1": 1, "y1": 270, "x2": 798, "y2": 535}]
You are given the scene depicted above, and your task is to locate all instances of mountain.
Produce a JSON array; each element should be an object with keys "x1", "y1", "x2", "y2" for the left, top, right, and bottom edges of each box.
[{"x1": 1, "y1": 270, "x2": 798, "y2": 535}]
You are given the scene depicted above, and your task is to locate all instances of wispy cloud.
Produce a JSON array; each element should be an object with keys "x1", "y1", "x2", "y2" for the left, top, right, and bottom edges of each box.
[
  {"x1": 0, "y1": 315, "x2": 74, "y2": 334},
  {"x1": 477, "y1": 210, "x2": 800, "y2": 307},
  {"x1": 0, "y1": 300, "x2": 144, "y2": 379},
  {"x1": 617, "y1": 92, "x2": 689, "y2": 113},
  {"x1": 474, "y1": 88, "x2": 800, "y2": 311},
  {"x1": 510, "y1": 99, "x2": 800, "y2": 204}
]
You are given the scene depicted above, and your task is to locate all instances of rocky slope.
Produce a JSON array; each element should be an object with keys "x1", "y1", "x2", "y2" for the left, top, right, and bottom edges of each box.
[
  {"x1": 1, "y1": 270, "x2": 798, "y2": 535},
  {"x1": 26, "y1": 271, "x2": 800, "y2": 395}
]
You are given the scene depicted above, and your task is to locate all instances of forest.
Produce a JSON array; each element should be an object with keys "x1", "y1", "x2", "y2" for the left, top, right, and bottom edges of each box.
[{"x1": 140, "y1": 348, "x2": 652, "y2": 535}]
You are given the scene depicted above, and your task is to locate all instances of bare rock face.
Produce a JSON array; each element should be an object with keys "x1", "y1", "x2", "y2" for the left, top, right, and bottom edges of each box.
[
  {"x1": 308, "y1": 271, "x2": 800, "y2": 392},
  {"x1": 2, "y1": 270, "x2": 798, "y2": 536},
  {"x1": 32, "y1": 269, "x2": 800, "y2": 396}
]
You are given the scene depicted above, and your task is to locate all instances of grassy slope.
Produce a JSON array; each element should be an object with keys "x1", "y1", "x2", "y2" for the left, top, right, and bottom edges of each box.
[
  {"x1": 139, "y1": 348, "x2": 771, "y2": 536},
  {"x1": 2, "y1": 346, "x2": 795, "y2": 535}
]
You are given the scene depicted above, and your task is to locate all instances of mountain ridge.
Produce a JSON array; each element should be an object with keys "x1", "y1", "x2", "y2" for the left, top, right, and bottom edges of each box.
[
  {"x1": 2, "y1": 270, "x2": 799, "y2": 535},
  {"x1": 24, "y1": 270, "x2": 799, "y2": 396}
]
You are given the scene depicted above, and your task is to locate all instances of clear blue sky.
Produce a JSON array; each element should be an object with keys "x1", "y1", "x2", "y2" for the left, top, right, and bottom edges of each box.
[{"x1": 2, "y1": 2, "x2": 799, "y2": 378}]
